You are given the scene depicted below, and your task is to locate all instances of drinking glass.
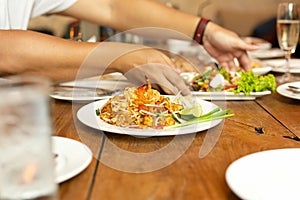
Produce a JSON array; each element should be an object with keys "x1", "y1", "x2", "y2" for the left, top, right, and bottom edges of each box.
[
  {"x1": 0, "y1": 76, "x2": 58, "y2": 200},
  {"x1": 276, "y1": 2, "x2": 300, "y2": 82}
]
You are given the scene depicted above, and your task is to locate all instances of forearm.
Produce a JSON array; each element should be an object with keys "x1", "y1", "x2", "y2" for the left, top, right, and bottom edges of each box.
[
  {"x1": 0, "y1": 30, "x2": 156, "y2": 82},
  {"x1": 63, "y1": 0, "x2": 200, "y2": 40},
  {"x1": 0, "y1": 30, "x2": 94, "y2": 81},
  {"x1": 110, "y1": 0, "x2": 198, "y2": 35}
]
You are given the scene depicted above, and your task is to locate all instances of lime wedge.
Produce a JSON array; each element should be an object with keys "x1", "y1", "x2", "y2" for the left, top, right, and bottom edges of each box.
[
  {"x1": 179, "y1": 103, "x2": 202, "y2": 118},
  {"x1": 171, "y1": 112, "x2": 185, "y2": 123}
]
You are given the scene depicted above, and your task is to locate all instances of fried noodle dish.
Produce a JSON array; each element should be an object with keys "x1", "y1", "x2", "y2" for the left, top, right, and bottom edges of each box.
[{"x1": 97, "y1": 80, "x2": 183, "y2": 129}]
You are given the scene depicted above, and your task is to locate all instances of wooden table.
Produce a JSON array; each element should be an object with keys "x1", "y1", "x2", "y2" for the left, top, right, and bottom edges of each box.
[{"x1": 52, "y1": 85, "x2": 300, "y2": 200}]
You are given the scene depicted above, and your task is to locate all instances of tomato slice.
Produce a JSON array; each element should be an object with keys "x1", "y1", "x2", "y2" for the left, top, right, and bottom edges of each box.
[{"x1": 224, "y1": 85, "x2": 237, "y2": 90}]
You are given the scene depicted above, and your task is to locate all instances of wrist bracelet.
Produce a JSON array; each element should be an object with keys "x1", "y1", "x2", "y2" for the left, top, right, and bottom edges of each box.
[{"x1": 193, "y1": 17, "x2": 211, "y2": 45}]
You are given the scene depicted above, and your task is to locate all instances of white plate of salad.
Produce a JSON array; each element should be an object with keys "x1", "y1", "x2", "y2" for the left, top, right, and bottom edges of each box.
[
  {"x1": 181, "y1": 67, "x2": 276, "y2": 100},
  {"x1": 77, "y1": 81, "x2": 233, "y2": 136},
  {"x1": 191, "y1": 90, "x2": 271, "y2": 100}
]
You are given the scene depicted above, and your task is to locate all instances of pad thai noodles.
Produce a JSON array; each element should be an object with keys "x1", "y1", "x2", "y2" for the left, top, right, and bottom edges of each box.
[{"x1": 96, "y1": 80, "x2": 184, "y2": 129}]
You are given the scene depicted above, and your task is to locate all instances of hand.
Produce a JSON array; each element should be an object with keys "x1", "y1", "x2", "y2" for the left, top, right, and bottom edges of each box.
[
  {"x1": 110, "y1": 48, "x2": 190, "y2": 95},
  {"x1": 202, "y1": 22, "x2": 259, "y2": 71}
]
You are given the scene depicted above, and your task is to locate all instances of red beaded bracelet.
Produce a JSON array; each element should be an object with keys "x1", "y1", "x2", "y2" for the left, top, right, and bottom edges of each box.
[{"x1": 193, "y1": 18, "x2": 211, "y2": 45}]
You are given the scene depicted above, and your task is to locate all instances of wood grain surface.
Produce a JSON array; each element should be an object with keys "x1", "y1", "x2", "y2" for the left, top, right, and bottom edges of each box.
[{"x1": 52, "y1": 87, "x2": 300, "y2": 200}]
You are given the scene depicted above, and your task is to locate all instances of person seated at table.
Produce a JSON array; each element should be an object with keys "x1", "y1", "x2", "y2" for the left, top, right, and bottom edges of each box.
[
  {"x1": 0, "y1": 0, "x2": 257, "y2": 95},
  {"x1": 251, "y1": 17, "x2": 277, "y2": 48}
]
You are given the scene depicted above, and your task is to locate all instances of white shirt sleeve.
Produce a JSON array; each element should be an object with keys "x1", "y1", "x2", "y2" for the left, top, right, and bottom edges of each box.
[
  {"x1": 31, "y1": 0, "x2": 78, "y2": 18},
  {"x1": 0, "y1": 0, "x2": 77, "y2": 29}
]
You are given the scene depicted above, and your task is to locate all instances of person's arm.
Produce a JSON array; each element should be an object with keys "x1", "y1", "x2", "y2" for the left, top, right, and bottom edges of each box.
[
  {"x1": 61, "y1": 0, "x2": 258, "y2": 70},
  {"x1": 61, "y1": 0, "x2": 199, "y2": 39},
  {"x1": 0, "y1": 30, "x2": 190, "y2": 95},
  {"x1": 0, "y1": 30, "x2": 96, "y2": 82}
]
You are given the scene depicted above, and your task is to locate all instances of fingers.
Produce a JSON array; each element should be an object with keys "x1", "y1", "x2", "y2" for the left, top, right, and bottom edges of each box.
[
  {"x1": 204, "y1": 27, "x2": 256, "y2": 72},
  {"x1": 157, "y1": 79, "x2": 190, "y2": 96},
  {"x1": 162, "y1": 68, "x2": 191, "y2": 95},
  {"x1": 123, "y1": 63, "x2": 190, "y2": 96},
  {"x1": 237, "y1": 53, "x2": 252, "y2": 71},
  {"x1": 237, "y1": 39, "x2": 260, "y2": 51},
  {"x1": 205, "y1": 43, "x2": 249, "y2": 72},
  {"x1": 234, "y1": 40, "x2": 257, "y2": 71},
  {"x1": 219, "y1": 60, "x2": 237, "y2": 72},
  {"x1": 219, "y1": 55, "x2": 252, "y2": 72},
  {"x1": 152, "y1": 65, "x2": 191, "y2": 95},
  {"x1": 109, "y1": 47, "x2": 191, "y2": 95}
]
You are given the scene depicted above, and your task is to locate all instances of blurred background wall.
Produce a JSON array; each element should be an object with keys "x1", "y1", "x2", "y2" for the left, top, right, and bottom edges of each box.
[{"x1": 158, "y1": 0, "x2": 283, "y2": 36}]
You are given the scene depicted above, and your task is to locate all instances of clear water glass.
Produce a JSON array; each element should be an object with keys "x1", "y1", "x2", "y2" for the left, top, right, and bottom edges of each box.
[
  {"x1": 0, "y1": 76, "x2": 58, "y2": 200},
  {"x1": 276, "y1": 2, "x2": 300, "y2": 82}
]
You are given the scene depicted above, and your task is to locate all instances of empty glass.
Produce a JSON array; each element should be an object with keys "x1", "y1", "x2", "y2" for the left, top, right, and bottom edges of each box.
[{"x1": 0, "y1": 76, "x2": 57, "y2": 200}]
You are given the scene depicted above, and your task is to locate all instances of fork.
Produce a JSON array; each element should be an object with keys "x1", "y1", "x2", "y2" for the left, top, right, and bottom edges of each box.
[{"x1": 288, "y1": 85, "x2": 300, "y2": 93}]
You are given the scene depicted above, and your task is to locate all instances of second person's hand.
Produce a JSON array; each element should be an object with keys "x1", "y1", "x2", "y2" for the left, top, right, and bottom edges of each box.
[
  {"x1": 202, "y1": 22, "x2": 259, "y2": 72},
  {"x1": 109, "y1": 48, "x2": 191, "y2": 96}
]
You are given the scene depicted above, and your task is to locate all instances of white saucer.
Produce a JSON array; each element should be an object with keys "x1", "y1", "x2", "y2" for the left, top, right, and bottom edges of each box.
[
  {"x1": 52, "y1": 136, "x2": 93, "y2": 183},
  {"x1": 251, "y1": 66, "x2": 272, "y2": 75},
  {"x1": 276, "y1": 81, "x2": 300, "y2": 100},
  {"x1": 264, "y1": 59, "x2": 300, "y2": 73},
  {"x1": 226, "y1": 148, "x2": 300, "y2": 200},
  {"x1": 50, "y1": 79, "x2": 133, "y2": 102},
  {"x1": 249, "y1": 48, "x2": 285, "y2": 59}
]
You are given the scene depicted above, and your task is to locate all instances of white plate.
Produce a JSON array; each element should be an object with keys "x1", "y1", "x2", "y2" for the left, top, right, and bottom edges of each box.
[
  {"x1": 77, "y1": 97, "x2": 223, "y2": 136},
  {"x1": 50, "y1": 90, "x2": 110, "y2": 102},
  {"x1": 249, "y1": 48, "x2": 285, "y2": 59},
  {"x1": 264, "y1": 59, "x2": 300, "y2": 73},
  {"x1": 226, "y1": 148, "x2": 300, "y2": 200},
  {"x1": 52, "y1": 136, "x2": 93, "y2": 183},
  {"x1": 0, "y1": 78, "x2": 8, "y2": 83},
  {"x1": 251, "y1": 66, "x2": 272, "y2": 75},
  {"x1": 242, "y1": 37, "x2": 272, "y2": 50},
  {"x1": 276, "y1": 81, "x2": 300, "y2": 100},
  {"x1": 191, "y1": 90, "x2": 271, "y2": 100},
  {"x1": 50, "y1": 79, "x2": 134, "y2": 101}
]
